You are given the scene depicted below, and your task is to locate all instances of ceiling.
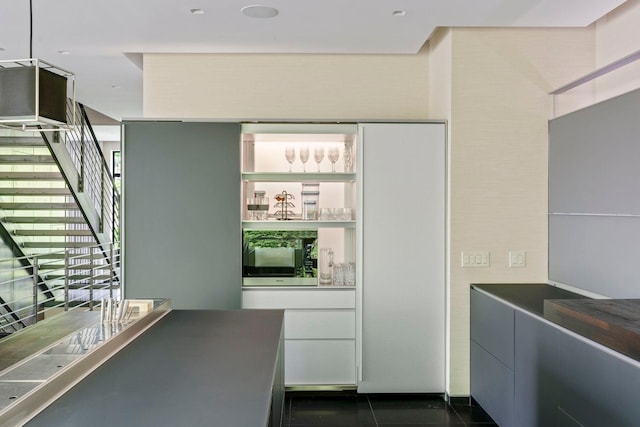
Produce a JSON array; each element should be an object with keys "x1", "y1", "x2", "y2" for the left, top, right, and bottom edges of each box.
[{"x1": 0, "y1": 0, "x2": 628, "y2": 123}]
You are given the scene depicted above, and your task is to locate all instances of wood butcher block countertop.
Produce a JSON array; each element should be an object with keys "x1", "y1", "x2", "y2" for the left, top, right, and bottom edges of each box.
[{"x1": 544, "y1": 299, "x2": 640, "y2": 362}]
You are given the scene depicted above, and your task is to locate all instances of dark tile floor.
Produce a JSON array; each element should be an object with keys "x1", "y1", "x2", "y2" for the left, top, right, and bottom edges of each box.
[{"x1": 283, "y1": 392, "x2": 497, "y2": 427}]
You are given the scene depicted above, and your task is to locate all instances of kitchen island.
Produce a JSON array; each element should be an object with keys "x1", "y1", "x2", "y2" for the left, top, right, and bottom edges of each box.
[
  {"x1": 471, "y1": 283, "x2": 640, "y2": 427},
  {"x1": 21, "y1": 309, "x2": 284, "y2": 427}
]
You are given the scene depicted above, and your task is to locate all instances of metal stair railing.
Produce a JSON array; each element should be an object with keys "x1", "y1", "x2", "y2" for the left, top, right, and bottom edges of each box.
[
  {"x1": 0, "y1": 243, "x2": 121, "y2": 334},
  {"x1": 40, "y1": 100, "x2": 120, "y2": 247}
]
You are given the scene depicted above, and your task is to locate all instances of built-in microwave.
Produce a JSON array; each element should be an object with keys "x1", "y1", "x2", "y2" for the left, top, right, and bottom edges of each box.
[{"x1": 242, "y1": 230, "x2": 317, "y2": 286}]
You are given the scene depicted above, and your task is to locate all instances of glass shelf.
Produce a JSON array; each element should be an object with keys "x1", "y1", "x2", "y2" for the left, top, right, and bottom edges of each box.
[
  {"x1": 242, "y1": 220, "x2": 356, "y2": 230},
  {"x1": 242, "y1": 172, "x2": 356, "y2": 182}
]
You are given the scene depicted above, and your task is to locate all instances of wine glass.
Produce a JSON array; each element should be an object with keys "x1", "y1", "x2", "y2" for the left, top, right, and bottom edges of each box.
[
  {"x1": 313, "y1": 146, "x2": 325, "y2": 172},
  {"x1": 299, "y1": 146, "x2": 310, "y2": 172},
  {"x1": 328, "y1": 147, "x2": 340, "y2": 172},
  {"x1": 284, "y1": 146, "x2": 296, "y2": 172}
]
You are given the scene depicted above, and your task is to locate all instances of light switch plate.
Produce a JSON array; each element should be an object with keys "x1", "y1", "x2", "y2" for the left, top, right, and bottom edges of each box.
[
  {"x1": 462, "y1": 251, "x2": 490, "y2": 267},
  {"x1": 509, "y1": 251, "x2": 526, "y2": 268}
]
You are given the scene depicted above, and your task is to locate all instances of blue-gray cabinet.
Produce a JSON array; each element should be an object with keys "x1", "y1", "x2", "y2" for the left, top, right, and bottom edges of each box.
[
  {"x1": 471, "y1": 285, "x2": 640, "y2": 427},
  {"x1": 470, "y1": 288, "x2": 514, "y2": 427}
]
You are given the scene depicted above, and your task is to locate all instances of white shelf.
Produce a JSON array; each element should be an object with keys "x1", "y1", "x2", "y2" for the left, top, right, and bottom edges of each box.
[
  {"x1": 242, "y1": 172, "x2": 356, "y2": 182},
  {"x1": 242, "y1": 220, "x2": 355, "y2": 230}
]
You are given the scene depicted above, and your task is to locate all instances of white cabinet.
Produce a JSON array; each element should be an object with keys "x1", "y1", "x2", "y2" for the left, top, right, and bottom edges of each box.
[
  {"x1": 357, "y1": 122, "x2": 446, "y2": 393},
  {"x1": 243, "y1": 288, "x2": 356, "y2": 386},
  {"x1": 285, "y1": 310, "x2": 355, "y2": 339},
  {"x1": 239, "y1": 122, "x2": 447, "y2": 390},
  {"x1": 240, "y1": 124, "x2": 359, "y2": 386},
  {"x1": 285, "y1": 340, "x2": 356, "y2": 385}
]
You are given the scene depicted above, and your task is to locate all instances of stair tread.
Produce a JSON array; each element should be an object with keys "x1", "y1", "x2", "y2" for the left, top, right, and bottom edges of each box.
[
  {"x1": 0, "y1": 172, "x2": 63, "y2": 180},
  {"x1": 0, "y1": 203, "x2": 78, "y2": 210},
  {"x1": 23, "y1": 242, "x2": 98, "y2": 248},
  {"x1": 0, "y1": 188, "x2": 70, "y2": 195},
  {"x1": 14, "y1": 230, "x2": 92, "y2": 236},
  {"x1": 39, "y1": 264, "x2": 104, "y2": 270},
  {"x1": 35, "y1": 252, "x2": 112, "y2": 260},
  {"x1": 0, "y1": 137, "x2": 47, "y2": 146},
  {"x1": 0, "y1": 155, "x2": 55, "y2": 163},
  {"x1": 44, "y1": 274, "x2": 116, "y2": 279},
  {"x1": 3, "y1": 216, "x2": 87, "y2": 223}
]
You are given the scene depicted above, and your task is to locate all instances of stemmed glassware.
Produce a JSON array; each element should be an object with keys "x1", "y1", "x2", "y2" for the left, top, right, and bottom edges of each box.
[
  {"x1": 284, "y1": 146, "x2": 296, "y2": 172},
  {"x1": 313, "y1": 146, "x2": 325, "y2": 172},
  {"x1": 328, "y1": 147, "x2": 340, "y2": 172},
  {"x1": 299, "y1": 147, "x2": 310, "y2": 172}
]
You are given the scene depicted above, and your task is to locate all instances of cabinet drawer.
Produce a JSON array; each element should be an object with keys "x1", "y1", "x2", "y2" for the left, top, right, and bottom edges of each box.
[
  {"x1": 470, "y1": 288, "x2": 515, "y2": 368},
  {"x1": 285, "y1": 310, "x2": 355, "y2": 339},
  {"x1": 242, "y1": 289, "x2": 355, "y2": 309},
  {"x1": 471, "y1": 340, "x2": 514, "y2": 427},
  {"x1": 285, "y1": 340, "x2": 356, "y2": 386}
]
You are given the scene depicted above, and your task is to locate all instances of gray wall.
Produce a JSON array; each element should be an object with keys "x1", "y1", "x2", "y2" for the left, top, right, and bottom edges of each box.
[
  {"x1": 122, "y1": 122, "x2": 241, "y2": 309},
  {"x1": 548, "y1": 88, "x2": 640, "y2": 297}
]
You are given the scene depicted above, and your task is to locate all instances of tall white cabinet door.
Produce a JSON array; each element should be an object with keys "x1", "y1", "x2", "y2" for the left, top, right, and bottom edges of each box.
[{"x1": 358, "y1": 122, "x2": 446, "y2": 393}]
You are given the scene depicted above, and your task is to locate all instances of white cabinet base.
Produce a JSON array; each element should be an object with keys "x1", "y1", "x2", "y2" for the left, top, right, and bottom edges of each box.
[
  {"x1": 242, "y1": 289, "x2": 357, "y2": 386},
  {"x1": 285, "y1": 340, "x2": 356, "y2": 386}
]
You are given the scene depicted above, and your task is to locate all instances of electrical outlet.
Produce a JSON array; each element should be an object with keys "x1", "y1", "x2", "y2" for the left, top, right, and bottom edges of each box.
[
  {"x1": 462, "y1": 251, "x2": 490, "y2": 267},
  {"x1": 509, "y1": 251, "x2": 526, "y2": 268}
]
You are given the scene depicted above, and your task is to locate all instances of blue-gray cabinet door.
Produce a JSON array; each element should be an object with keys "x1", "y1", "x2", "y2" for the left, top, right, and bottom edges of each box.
[{"x1": 122, "y1": 121, "x2": 241, "y2": 309}]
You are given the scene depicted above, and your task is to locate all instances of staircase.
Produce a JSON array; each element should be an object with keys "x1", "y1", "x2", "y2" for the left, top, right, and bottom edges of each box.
[
  {"x1": 0, "y1": 103, "x2": 120, "y2": 333},
  {"x1": 0, "y1": 137, "x2": 91, "y2": 251}
]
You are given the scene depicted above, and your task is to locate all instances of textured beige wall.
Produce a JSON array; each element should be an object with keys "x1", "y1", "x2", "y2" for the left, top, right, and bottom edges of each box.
[
  {"x1": 445, "y1": 27, "x2": 594, "y2": 396},
  {"x1": 143, "y1": 50, "x2": 429, "y2": 120}
]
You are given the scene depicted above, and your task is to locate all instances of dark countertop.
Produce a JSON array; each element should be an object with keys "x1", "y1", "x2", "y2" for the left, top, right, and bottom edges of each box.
[
  {"x1": 471, "y1": 283, "x2": 589, "y2": 316},
  {"x1": 473, "y1": 283, "x2": 640, "y2": 363},
  {"x1": 25, "y1": 309, "x2": 284, "y2": 427}
]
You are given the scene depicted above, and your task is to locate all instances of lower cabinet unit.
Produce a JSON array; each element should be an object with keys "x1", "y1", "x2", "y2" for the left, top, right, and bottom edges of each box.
[
  {"x1": 470, "y1": 288, "x2": 515, "y2": 427},
  {"x1": 471, "y1": 285, "x2": 640, "y2": 427},
  {"x1": 514, "y1": 310, "x2": 640, "y2": 427},
  {"x1": 285, "y1": 340, "x2": 355, "y2": 385},
  {"x1": 242, "y1": 288, "x2": 356, "y2": 386}
]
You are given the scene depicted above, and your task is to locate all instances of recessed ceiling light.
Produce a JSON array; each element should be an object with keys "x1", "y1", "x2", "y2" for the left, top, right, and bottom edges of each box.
[
  {"x1": 190, "y1": 8, "x2": 205, "y2": 15},
  {"x1": 111, "y1": 85, "x2": 121, "y2": 89},
  {"x1": 241, "y1": 5, "x2": 278, "y2": 18},
  {"x1": 392, "y1": 10, "x2": 407, "y2": 17},
  {"x1": 57, "y1": 50, "x2": 70, "y2": 55},
  {"x1": 0, "y1": 48, "x2": 5, "y2": 52}
]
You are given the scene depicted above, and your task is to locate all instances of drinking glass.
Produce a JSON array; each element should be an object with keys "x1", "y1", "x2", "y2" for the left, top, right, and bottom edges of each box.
[
  {"x1": 319, "y1": 248, "x2": 334, "y2": 285},
  {"x1": 333, "y1": 263, "x2": 345, "y2": 286},
  {"x1": 299, "y1": 146, "x2": 310, "y2": 172},
  {"x1": 284, "y1": 146, "x2": 296, "y2": 172},
  {"x1": 345, "y1": 262, "x2": 355, "y2": 286},
  {"x1": 314, "y1": 146, "x2": 325, "y2": 172},
  {"x1": 328, "y1": 147, "x2": 340, "y2": 172}
]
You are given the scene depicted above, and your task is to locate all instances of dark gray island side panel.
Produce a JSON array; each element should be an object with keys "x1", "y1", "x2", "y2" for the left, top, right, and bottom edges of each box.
[{"x1": 26, "y1": 310, "x2": 284, "y2": 427}]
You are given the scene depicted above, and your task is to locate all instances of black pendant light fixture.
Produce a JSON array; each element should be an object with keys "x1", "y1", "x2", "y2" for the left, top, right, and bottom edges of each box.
[{"x1": 0, "y1": 0, "x2": 76, "y2": 131}]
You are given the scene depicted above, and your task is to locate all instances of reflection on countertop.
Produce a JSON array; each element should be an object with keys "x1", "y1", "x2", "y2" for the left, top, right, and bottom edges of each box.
[{"x1": 0, "y1": 299, "x2": 170, "y2": 424}]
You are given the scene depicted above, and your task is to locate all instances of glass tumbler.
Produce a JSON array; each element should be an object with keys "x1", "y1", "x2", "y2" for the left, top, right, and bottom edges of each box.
[
  {"x1": 319, "y1": 248, "x2": 334, "y2": 285},
  {"x1": 333, "y1": 263, "x2": 345, "y2": 286},
  {"x1": 345, "y1": 262, "x2": 355, "y2": 286}
]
